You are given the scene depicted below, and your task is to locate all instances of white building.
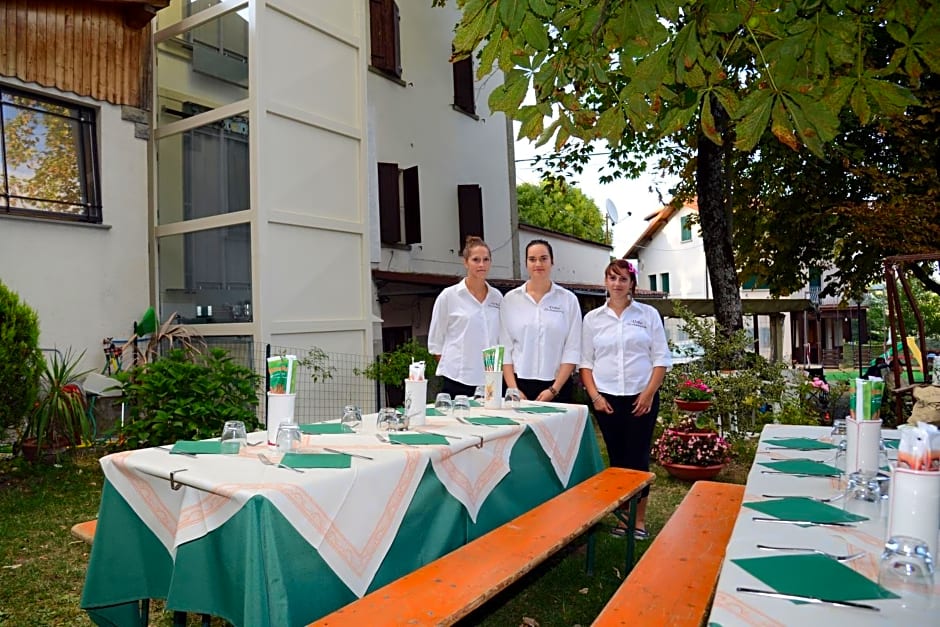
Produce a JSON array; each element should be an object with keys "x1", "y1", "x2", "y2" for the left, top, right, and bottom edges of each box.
[{"x1": 625, "y1": 199, "x2": 868, "y2": 366}]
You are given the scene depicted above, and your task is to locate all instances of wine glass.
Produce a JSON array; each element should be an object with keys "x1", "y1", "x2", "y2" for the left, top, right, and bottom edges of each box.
[
  {"x1": 878, "y1": 536, "x2": 935, "y2": 610},
  {"x1": 377, "y1": 407, "x2": 399, "y2": 431},
  {"x1": 472, "y1": 385, "x2": 486, "y2": 407},
  {"x1": 341, "y1": 405, "x2": 362, "y2": 432},
  {"x1": 220, "y1": 420, "x2": 247, "y2": 455}
]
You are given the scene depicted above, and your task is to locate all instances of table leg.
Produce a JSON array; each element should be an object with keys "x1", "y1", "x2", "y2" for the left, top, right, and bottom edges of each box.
[{"x1": 613, "y1": 497, "x2": 639, "y2": 574}]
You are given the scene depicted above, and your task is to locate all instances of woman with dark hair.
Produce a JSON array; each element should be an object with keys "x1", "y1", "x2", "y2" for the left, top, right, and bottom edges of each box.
[
  {"x1": 580, "y1": 259, "x2": 671, "y2": 539},
  {"x1": 499, "y1": 239, "x2": 581, "y2": 403},
  {"x1": 428, "y1": 236, "x2": 502, "y2": 397}
]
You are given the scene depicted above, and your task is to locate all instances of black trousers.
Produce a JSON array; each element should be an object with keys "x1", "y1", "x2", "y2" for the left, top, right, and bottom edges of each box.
[
  {"x1": 514, "y1": 376, "x2": 573, "y2": 404},
  {"x1": 593, "y1": 391, "x2": 660, "y2": 498},
  {"x1": 439, "y1": 376, "x2": 478, "y2": 398}
]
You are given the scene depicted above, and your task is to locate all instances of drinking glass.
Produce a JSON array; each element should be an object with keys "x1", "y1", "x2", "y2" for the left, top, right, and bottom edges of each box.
[
  {"x1": 453, "y1": 395, "x2": 471, "y2": 420},
  {"x1": 341, "y1": 405, "x2": 362, "y2": 432},
  {"x1": 472, "y1": 385, "x2": 486, "y2": 406},
  {"x1": 843, "y1": 470, "x2": 886, "y2": 521},
  {"x1": 275, "y1": 422, "x2": 303, "y2": 454},
  {"x1": 878, "y1": 536, "x2": 935, "y2": 610},
  {"x1": 434, "y1": 393, "x2": 453, "y2": 415},
  {"x1": 377, "y1": 407, "x2": 400, "y2": 431},
  {"x1": 504, "y1": 387, "x2": 522, "y2": 409},
  {"x1": 220, "y1": 420, "x2": 247, "y2": 455}
]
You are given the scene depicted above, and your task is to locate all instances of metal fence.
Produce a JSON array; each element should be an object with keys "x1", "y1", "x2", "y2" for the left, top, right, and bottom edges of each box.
[{"x1": 214, "y1": 341, "x2": 381, "y2": 425}]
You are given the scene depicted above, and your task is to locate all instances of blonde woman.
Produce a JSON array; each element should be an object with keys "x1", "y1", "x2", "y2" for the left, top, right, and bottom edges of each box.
[{"x1": 428, "y1": 236, "x2": 502, "y2": 397}]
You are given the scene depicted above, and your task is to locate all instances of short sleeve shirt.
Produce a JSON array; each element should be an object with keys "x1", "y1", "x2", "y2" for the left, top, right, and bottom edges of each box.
[
  {"x1": 580, "y1": 300, "x2": 672, "y2": 396},
  {"x1": 499, "y1": 282, "x2": 581, "y2": 380}
]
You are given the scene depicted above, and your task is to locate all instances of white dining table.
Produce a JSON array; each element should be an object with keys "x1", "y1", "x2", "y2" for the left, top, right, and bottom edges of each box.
[
  {"x1": 81, "y1": 401, "x2": 603, "y2": 627},
  {"x1": 708, "y1": 423, "x2": 938, "y2": 626}
]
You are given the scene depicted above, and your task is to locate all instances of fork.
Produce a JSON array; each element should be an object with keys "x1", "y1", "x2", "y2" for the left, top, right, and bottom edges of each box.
[
  {"x1": 257, "y1": 453, "x2": 304, "y2": 473},
  {"x1": 756, "y1": 543, "x2": 865, "y2": 561},
  {"x1": 761, "y1": 493, "x2": 844, "y2": 503},
  {"x1": 455, "y1": 416, "x2": 496, "y2": 428},
  {"x1": 375, "y1": 433, "x2": 416, "y2": 447}
]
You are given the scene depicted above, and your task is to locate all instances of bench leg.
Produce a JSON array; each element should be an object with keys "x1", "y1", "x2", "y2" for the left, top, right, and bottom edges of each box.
[
  {"x1": 172, "y1": 610, "x2": 212, "y2": 626},
  {"x1": 585, "y1": 528, "x2": 597, "y2": 576},
  {"x1": 138, "y1": 599, "x2": 150, "y2": 626},
  {"x1": 613, "y1": 496, "x2": 639, "y2": 575}
]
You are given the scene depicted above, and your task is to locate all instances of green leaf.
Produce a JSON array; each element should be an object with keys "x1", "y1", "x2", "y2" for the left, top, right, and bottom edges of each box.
[
  {"x1": 517, "y1": 105, "x2": 544, "y2": 139},
  {"x1": 659, "y1": 103, "x2": 698, "y2": 138},
  {"x1": 521, "y1": 13, "x2": 549, "y2": 51},
  {"x1": 528, "y1": 0, "x2": 554, "y2": 19},
  {"x1": 865, "y1": 78, "x2": 919, "y2": 114},
  {"x1": 497, "y1": 35, "x2": 516, "y2": 72},
  {"x1": 733, "y1": 89, "x2": 773, "y2": 152},
  {"x1": 700, "y1": 94, "x2": 721, "y2": 146},
  {"x1": 498, "y1": 0, "x2": 528, "y2": 31},
  {"x1": 770, "y1": 100, "x2": 799, "y2": 151},
  {"x1": 553, "y1": 124, "x2": 570, "y2": 151},
  {"x1": 595, "y1": 106, "x2": 625, "y2": 144},
  {"x1": 821, "y1": 76, "x2": 855, "y2": 113},
  {"x1": 850, "y1": 84, "x2": 872, "y2": 125},
  {"x1": 477, "y1": 33, "x2": 502, "y2": 78}
]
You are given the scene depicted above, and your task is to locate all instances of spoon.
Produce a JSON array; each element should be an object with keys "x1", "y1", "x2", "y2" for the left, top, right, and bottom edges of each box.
[
  {"x1": 756, "y1": 544, "x2": 865, "y2": 561},
  {"x1": 257, "y1": 453, "x2": 304, "y2": 473}
]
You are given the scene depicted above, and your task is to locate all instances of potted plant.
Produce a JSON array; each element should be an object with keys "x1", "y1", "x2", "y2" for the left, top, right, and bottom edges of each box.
[
  {"x1": 653, "y1": 417, "x2": 731, "y2": 481},
  {"x1": 20, "y1": 349, "x2": 93, "y2": 462},
  {"x1": 675, "y1": 378, "x2": 714, "y2": 412},
  {"x1": 356, "y1": 339, "x2": 438, "y2": 406}
]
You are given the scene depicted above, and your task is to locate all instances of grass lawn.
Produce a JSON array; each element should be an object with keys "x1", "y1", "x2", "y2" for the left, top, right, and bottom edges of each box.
[{"x1": 0, "y1": 441, "x2": 751, "y2": 627}]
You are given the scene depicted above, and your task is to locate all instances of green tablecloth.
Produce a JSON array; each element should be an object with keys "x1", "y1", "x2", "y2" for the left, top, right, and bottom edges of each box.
[{"x1": 81, "y1": 421, "x2": 603, "y2": 627}]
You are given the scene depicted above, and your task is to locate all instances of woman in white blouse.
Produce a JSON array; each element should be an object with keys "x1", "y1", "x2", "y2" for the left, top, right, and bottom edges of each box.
[
  {"x1": 580, "y1": 259, "x2": 671, "y2": 539},
  {"x1": 428, "y1": 236, "x2": 502, "y2": 397},
  {"x1": 500, "y1": 239, "x2": 581, "y2": 403}
]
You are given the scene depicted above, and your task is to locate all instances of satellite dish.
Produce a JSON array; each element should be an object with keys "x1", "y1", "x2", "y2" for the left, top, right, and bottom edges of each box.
[{"x1": 605, "y1": 199, "x2": 619, "y2": 224}]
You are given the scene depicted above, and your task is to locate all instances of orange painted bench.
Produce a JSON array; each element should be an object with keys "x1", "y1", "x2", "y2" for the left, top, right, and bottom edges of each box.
[
  {"x1": 592, "y1": 480, "x2": 745, "y2": 627},
  {"x1": 70, "y1": 519, "x2": 97, "y2": 545},
  {"x1": 311, "y1": 467, "x2": 655, "y2": 627}
]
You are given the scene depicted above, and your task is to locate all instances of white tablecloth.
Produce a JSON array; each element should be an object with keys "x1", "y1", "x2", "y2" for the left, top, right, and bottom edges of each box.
[
  {"x1": 708, "y1": 424, "x2": 937, "y2": 626},
  {"x1": 100, "y1": 401, "x2": 588, "y2": 598}
]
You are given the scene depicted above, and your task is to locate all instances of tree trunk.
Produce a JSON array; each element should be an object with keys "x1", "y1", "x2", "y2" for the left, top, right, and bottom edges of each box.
[{"x1": 696, "y1": 99, "x2": 743, "y2": 339}]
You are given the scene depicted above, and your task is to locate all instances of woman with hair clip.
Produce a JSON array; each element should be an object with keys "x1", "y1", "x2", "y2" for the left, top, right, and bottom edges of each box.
[
  {"x1": 580, "y1": 259, "x2": 671, "y2": 539},
  {"x1": 499, "y1": 239, "x2": 581, "y2": 403},
  {"x1": 428, "y1": 236, "x2": 502, "y2": 397}
]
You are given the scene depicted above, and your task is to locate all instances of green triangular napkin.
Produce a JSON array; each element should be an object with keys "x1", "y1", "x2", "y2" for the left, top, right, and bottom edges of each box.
[
  {"x1": 883, "y1": 439, "x2": 899, "y2": 449},
  {"x1": 765, "y1": 437, "x2": 836, "y2": 450},
  {"x1": 280, "y1": 452, "x2": 351, "y2": 469},
  {"x1": 172, "y1": 441, "x2": 222, "y2": 455},
  {"x1": 425, "y1": 407, "x2": 446, "y2": 416},
  {"x1": 467, "y1": 416, "x2": 519, "y2": 426},
  {"x1": 744, "y1": 497, "x2": 867, "y2": 523},
  {"x1": 469, "y1": 400, "x2": 483, "y2": 407},
  {"x1": 389, "y1": 433, "x2": 449, "y2": 445},
  {"x1": 758, "y1": 459, "x2": 842, "y2": 476},
  {"x1": 514, "y1": 405, "x2": 565, "y2": 414},
  {"x1": 299, "y1": 423, "x2": 353, "y2": 435},
  {"x1": 732, "y1": 554, "x2": 898, "y2": 601}
]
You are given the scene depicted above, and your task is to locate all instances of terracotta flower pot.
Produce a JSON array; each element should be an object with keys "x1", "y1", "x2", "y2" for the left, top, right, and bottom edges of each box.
[
  {"x1": 675, "y1": 399, "x2": 712, "y2": 412},
  {"x1": 661, "y1": 462, "x2": 725, "y2": 481}
]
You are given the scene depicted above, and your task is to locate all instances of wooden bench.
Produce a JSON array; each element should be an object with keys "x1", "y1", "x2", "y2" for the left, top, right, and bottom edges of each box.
[
  {"x1": 311, "y1": 467, "x2": 655, "y2": 627},
  {"x1": 70, "y1": 519, "x2": 97, "y2": 545},
  {"x1": 592, "y1": 480, "x2": 745, "y2": 627}
]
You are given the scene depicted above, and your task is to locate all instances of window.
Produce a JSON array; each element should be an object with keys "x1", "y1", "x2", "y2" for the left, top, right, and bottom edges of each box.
[
  {"x1": 457, "y1": 184, "x2": 483, "y2": 248},
  {"x1": 452, "y1": 55, "x2": 475, "y2": 115},
  {"x1": 680, "y1": 215, "x2": 692, "y2": 242},
  {"x1": 370, "y1": 0, "x2": 402, "y2": 79},
  {"x1": 0, "y1": 85, "x2": 101, "y2": 223},
  {"x1": 742, "y1": 275, "x2": 770, "y2": 290},
  {"x1": 649, "y1": 275, "x2": 657, "y2": 291},
  {"x1": 660, "y1": 273, "x2": 670, "y2": 294},
  {"x1": 377, "y1": 162, "x2": 421, "y2": 245}
]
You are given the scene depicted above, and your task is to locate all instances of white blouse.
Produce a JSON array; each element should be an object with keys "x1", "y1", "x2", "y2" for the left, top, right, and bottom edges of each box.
[
  {"x1": 499, "y1": 282, "x2": 581, "y2": 381},
  {"x1": 427, "y1": 279, "x2": 502, "y2": 386},
  {"x1": 580, "y1": 299, "x2": 672, "y2": 396}
]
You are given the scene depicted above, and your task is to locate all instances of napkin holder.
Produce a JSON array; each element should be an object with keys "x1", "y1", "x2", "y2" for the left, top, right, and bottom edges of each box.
[
  {"x1": 267, "y1": 392, "x2": 296, "y2": 445},
  {"x1": 887, "y1": 467, "x2": 940, "y2": 559},
  {"x1": 845, "y1": 416, "x2": 881, "y2": 474},
  {"x1": 484, "y1": 371, "x2": 502, "y2": 409},
  {"x1": 404, "y1": 379, "x2": 427, "y2": 426}
]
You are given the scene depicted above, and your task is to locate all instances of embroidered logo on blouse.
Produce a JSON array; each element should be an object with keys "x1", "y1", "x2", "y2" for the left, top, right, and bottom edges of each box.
[
  {"x1": 545, "y1": 305, "x2": 564, "y2": 313},
  {"x1": 625, "y1": 319, "x2": 647, "y2": 328}
]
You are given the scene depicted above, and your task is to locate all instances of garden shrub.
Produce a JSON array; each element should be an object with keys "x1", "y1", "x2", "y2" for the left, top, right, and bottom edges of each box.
[
  {"x1": 0, "y1": 281, "x2": 43, "y2": 432},
  {"x1": 116, "y1": 348, "x2": 262, "y2": 449}
]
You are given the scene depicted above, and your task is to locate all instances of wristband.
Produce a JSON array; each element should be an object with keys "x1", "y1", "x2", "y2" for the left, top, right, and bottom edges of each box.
[
  {"x1": 591, "y1": 394, "x2": 602, "y2": 403},
  {"x1": 548, "y1": 386, "x2": 558, "y2": 397}
]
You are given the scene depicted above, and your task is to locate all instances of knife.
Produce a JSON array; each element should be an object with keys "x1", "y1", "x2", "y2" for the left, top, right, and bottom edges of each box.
[
  {"x1": 752, "y1": 517, "x2": 856, "y2": 527},
  {"x1": 736, "y1": 587, "x2": 880, "y2": 611},
  {"x1": 322, "y1": 447, "x2": 374, "y2": 461},
  {"x1": 761, "y1": 471, "x2": 841, "y2": 478}
]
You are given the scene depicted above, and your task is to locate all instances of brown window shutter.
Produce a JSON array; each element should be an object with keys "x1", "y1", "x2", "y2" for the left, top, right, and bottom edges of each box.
[
  {"x1": 402, "y1": 166, "x2": 421, "y2": 244},
  {"x1": 378, "y1": 162, "x2": 401, "y2": 244},
  {"x1": 369, "y1": 0, "x2": 388, "y2": 70},
  {"x1": 457, "y1": 184, "x2": 484, "y2": 248},
  {"x1": 452, "y1": 56, "x2": 475, "y2": 115}
]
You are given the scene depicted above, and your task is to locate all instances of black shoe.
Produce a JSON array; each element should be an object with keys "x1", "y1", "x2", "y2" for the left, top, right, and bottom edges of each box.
[{"x1": 634, "y1": 528, "x2": 650, "y2": 540}]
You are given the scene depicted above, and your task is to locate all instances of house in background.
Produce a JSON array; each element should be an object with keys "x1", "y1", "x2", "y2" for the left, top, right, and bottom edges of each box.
[
  {"x1": 625, "y1": 199, "x2": 868, "y2": 366},
  {"x1": 1, "y1": 0, "x2": 613, "y2": 381}
]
